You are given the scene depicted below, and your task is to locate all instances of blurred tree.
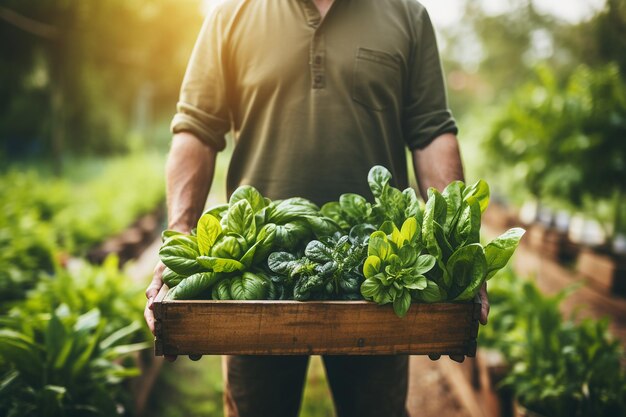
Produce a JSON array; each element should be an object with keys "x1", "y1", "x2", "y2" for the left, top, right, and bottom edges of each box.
[
  {"x1": 0, "y1": 0, "x2": 203, "y2": 165},
  {"x1": 484, "y1": 64, "x2": 626, "y2": 242}
]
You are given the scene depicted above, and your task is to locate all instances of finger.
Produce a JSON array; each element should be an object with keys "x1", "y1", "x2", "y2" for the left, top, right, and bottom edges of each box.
[
  {"x1": 450, "y1": 355, "x2": 465, "y2": 363},
  {"x1": 479, "y1": 283, "x2": 489, "y2": 325},
  {"x1": 189, "y1": 354, "x2": 202, "y2": 361},
  {"x1": 428, "y1": 354, "x2": 441, "y2": 361},
  {"x1": 165, "y1": 355, "x2": 177, "y2": 362},
  {"x1": 144, "y1": 302, "x2": 155, "y2": 335}
]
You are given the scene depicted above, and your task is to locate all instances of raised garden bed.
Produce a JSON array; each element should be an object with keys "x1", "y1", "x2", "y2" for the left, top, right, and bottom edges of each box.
[
  {"x1": 527, "y1": 223, "x2": 578, "y2": 262},
  {"x1": 153, "y1": 285, "x2": 481, "y2": 357},
  {"x1": 576, "y1": 247, "x2": 626, "y2": 296}
]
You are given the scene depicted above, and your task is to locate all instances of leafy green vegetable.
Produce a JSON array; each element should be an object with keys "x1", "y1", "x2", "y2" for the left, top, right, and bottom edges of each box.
[{"x1": 360, "y1": 218, "x2": 436, "y2": 317}]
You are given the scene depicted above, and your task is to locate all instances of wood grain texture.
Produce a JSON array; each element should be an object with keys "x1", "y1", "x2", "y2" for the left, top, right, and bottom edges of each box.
[{"x1": 154, "y1": 286, "x2": 481, "y2": 357}]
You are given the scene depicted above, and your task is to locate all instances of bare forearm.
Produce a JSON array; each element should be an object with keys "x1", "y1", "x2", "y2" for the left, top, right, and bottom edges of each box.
[
  {"x1": 166, "y1": 132, "x2": 217, "y2": 232},
  {"x1": 411, "y1": 133, "x2": 464, "y2": 199}
]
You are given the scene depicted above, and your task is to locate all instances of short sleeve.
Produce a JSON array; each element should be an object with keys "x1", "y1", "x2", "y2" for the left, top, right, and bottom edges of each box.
[
  {"x1": 403, "y1": 7, "x2": 458, "y2": 150},
  {"x1": 170, "y1": 9, "x2": 231, "y2": 151}
]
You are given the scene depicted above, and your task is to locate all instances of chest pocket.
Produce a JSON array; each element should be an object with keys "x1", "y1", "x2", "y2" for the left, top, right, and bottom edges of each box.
[{"x1": 352, "y1": 47, "x2": 402, "y2": 112}]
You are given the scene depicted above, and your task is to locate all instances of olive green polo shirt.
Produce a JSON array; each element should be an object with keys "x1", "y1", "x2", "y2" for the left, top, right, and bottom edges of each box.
[{"x1": 171, "y1": 0, "x2": 457, "y2": 205}]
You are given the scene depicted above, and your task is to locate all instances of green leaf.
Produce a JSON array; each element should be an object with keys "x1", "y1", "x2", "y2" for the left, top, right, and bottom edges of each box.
[
  {"x1": 363, "y1": 255, "x2": 381, "y2": 278},
  {"x1": 267, "y1": 252, "x2": 299, "y2": 275},
  {"x1": 463, "y1": 180, "x2": 490, "y2": 213},
  {"x1": 442, "y1": 180, "x2": 465, "y2": 235},
  {"x1": 159, "y1": 236, "x2": 202, "y2": 275},
  {"x1": 161, "y1": 229, "x2": 183, "y2": 241},
  {"x1": 368, "y1": 231, "x2": 390, "y2": 260},
  {"x1": 397, "y1": 245, "x2": 418, "y2": 267},
  {"x1": 196, "y1": 256, "x2": 245, "y2": 273},
  {"x1": 252, "y1": 223, "x2": 277, "y2": 264},
  {"x1": 367, "y1": 165, "x2": 392, "y2": 199},
  {"x1": 203, "y1": 203, "x2": 229, "y2": 220},
  {"x1": 197, "y1": 213, "x2": 222, "y2": 256},
  {"x1": 399, "y1": 217, "x2": 418, "y2": 246},
  {"x1": 169, "y1": 272, "x2": 220, "y2": 300},
  {"x1": 402, "y1": 188, "x2": 421, "y2": 221},
  {"x1": 230, "y1": 272, "x2": 270, "y2": 300},
  {"x1": 305, "y1": 215, "x2": 341, "y2": 237},
  {"x1": 414, "y1": 254, "x2": 436, "y2": 274},
  {"x1": 227, "y1": 200, "x2": 256, "y2": 244},
  {"x1": 447, "y1": 244, "x2": 488, "y2": 301},
  {"x1": 321, "y1": 202, "x2": 350, "y2": 230},
  {"x1": 210, "y1": 233, "x2": 247, "y2": 259},
  {"x1": 266, "y1": 198, "x2": 319, "y2": 224},
  {"x1": 99, "y1": 321, "x2": 141, "y2": 350},
  {"x1": 454, "y1": 196, "x2": 481, "y2": 246},
  {"x1": 162, "y1": 267, "x2": 185, "y2": 287},
  {"x1": 274, "y1": 221, "x2": 310, "y2": 248},
  {"x1": 229, "y1": 185, "x2": 266, "y2": 213},
  {"x1": 403, "y1": 274, "x2": 427, "y2": 290},
  {"x1": 485, "y1": 228, "x2": 526, "y2": 280},
  {"x1": 417, "y1": 280, "x2": 445, "y2": 302},
  {"x1": 424, "y1": 188, "x2": 447, "y2": 228},
  {"x1": 360, "y1": 276, "x2": 384, "y2": 300},
  {"x1": 339, "y1": 193, "x2": 371, "y2": 223},
  {"x1": 305, "y1": 240, "x2": 334, "y2": 262},
  {"x1": 212, "y1": 279, "x2": 232, "y2": 300},
  {"x1": 393, "y1": 289, "x2": 412, "y2": 318}
]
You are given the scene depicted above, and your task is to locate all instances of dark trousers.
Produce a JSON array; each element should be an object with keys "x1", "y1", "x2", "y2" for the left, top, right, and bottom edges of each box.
[{"x1": 223, "y1": 355, "x2": 410, "y2": 417}]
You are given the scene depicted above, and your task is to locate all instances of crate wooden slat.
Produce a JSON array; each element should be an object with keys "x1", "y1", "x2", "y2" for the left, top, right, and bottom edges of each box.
[{"x1": 153, "y1": 285, "x2": 481, "y2": 357}]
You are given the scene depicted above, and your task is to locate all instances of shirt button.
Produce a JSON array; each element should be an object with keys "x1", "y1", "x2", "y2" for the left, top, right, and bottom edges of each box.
[
  {"x1": 314, "y1": 74, "x2": 323, "y2": 84},
  {"x1": 314, "y1": 55, "x2": 322, "y2": 65}
]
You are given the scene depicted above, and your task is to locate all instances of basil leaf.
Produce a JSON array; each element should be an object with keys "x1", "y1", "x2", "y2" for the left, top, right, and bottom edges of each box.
[
  {"x1": 203, "y1": 203, "x2": 229, "y2": 220},
  {"x1": 162, "y1": 267, "x2": 185, "y2": 287},
  {"x1": 210, "y1": 234, "x2": 246, "y2": 259},
  {"x1": 227, "y1": 200, "x2": 256, "y2": 244},
  {"x1": 212, "y1": 279, "x2": 232, "y2": 300},
  {"x1": 196, "y1": 256, "x2": 245, "y2": 273},
  {"x1": 229, "y1": 185, "x2": 266, "y2": 214},
  {"x1": 159, "y1": 241, "x2": 202, "y2": 276},
  {"x1": 197, "y1": 213, "x2": 222, "y2": 256},
  {"x1": 248, "y1": 223, "x2": 275, "y2": 265},
  {"x1": 230, "y1": 272, "x2": 270, "y2": 300},
  {"x1": 169, "y1": 272, "x2": 220, "y2": 300}
]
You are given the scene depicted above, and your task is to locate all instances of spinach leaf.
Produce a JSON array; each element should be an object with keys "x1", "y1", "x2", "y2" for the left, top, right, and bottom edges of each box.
[
  {"x1": 484, "y1": 228, "x2": 525, "y2": 280},
  {"x1": 162, "y1": 267, "x2": 185, "y2": 287}
]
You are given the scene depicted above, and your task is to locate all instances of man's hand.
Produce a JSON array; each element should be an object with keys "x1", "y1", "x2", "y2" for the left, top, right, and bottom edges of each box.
[
  {"x1": 144, "y1": 261, "x2": 178, "y2": 362},
  {"x1": 428, "y1": 282, "x2": 489, "y2": 363},
  {"x1": 143, "y1": 131, "x2": 217, "y2": 363}
]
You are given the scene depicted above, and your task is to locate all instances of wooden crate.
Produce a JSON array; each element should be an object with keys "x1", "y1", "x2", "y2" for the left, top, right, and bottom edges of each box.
[
  {"x1": 577, "y1": 248, "x2": 626, "y2": 296},
  {"x1": 153, "y1": 286, "x2": 481, "y2": 357}
]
